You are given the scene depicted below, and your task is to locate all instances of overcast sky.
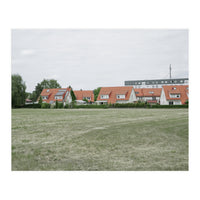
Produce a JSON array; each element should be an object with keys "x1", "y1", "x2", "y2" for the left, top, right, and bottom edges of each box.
[{"x1": 12, "y1": 29, "x2": 188, "y2": 92}]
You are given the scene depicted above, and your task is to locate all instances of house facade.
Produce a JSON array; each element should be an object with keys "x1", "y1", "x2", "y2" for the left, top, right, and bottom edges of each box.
[
  {"x1": 160, "y1": 85, "x2": 189, "y2": 105},
  {"x1": 39, "y1": 87, "x2": 72, "y2": 105},
  {"x1": 96, "y1": 86, "x2": 137, "y2": 104},
  {"x1": 74, "y1": 90, "x2": 94, "y2": 104},
  {"x1": 134, "y1": 88, "x2": 162, "y2": 104}
]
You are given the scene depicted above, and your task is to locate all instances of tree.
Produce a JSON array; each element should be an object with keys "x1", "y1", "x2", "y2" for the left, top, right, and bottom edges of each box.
[
  {"x1": 38, "y1": 96, "x2": 43, "y2": 104},
  {"x1": 55, "y1": 100, "x2": 58, "y2": 108},
  {"x1": 32, "y1": 79, "x2": 61, "y2": 101},
  {"x1": 69, "y1": 85, "x2": 76, "y2": 102},
  {"x1": 12, "y1": 74, "x2": 26, "y2": 107},
  {"x1": 83, "y1": 98, "x2": 88, "y2": 103},
  {"x1": 93, "y1": 87, "x2": 101, "y2": 101}
]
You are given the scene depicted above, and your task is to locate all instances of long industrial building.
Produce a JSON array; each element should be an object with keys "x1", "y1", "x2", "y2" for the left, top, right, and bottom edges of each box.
[{"x1": 124, "y1": 78, "x2": 188, "y2": 88}]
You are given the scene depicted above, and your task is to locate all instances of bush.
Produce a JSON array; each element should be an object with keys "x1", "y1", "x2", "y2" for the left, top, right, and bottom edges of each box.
[
  {"x1": 72, "y1": 104, "x2": 108, "y2": 109},
  {"x1": 55, "y1": 100, "x2": 58, "y2": 108},
  {"x1": 16, "y1": 103, "x2": 41, "y2": 108},
  {"x1": 41, "y1": 103, "x2": 50, "y2": 109},
  {"x1": 151, "y1": 104, "x2": 188, "y2": 108},
  {"x1": 64, "y1": 104, "x2": 69, "y2": 108},
  {"x1": 58, "y1": 102, "x2": 64, "y2": 108}
]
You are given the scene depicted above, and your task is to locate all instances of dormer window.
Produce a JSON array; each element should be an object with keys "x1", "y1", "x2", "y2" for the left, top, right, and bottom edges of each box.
[
  {"x1": 101, "y1": 95, "x2": 109, "y2": 99},
  {"x1": 55, "y1": 96, "x2": 63, "y2": 100},
  {"x1": 116, "y1": 94, "x2": 125, "y2": 99},
  {"x1": 170, "y1": 93, "x2": 180, "y2": 98},
  {"x1": 149, "y1": 91, "x2": 154, "y2": 94},
  {"x1": 42, "y1": 96, "x2": 48, "y2": 100},
  {"x1": 83, "y1": 97, "x2": 91, "y2": 100},
  {"x1": 47, "y1": 89, "x2": 50, "y2": 92}
]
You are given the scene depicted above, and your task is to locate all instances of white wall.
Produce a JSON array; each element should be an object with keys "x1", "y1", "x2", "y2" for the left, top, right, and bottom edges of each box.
[
  {"x1": 160, "y1": 88, "x2": 169, "y2": 105},
  {"x1": 128, "y1": 88, "x2": 137, "y2": 102}
]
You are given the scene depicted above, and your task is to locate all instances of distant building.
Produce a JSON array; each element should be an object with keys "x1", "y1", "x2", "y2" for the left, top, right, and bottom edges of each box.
[
  {"x1": 25, "y1": 99, "x2": 33, "y2": 104},
  {"x1": 39, "y1": 87, "x2": 72, "y2": 105},
  {"x1": 74, "y1": 90, "x2": 94, "y2": 104},
  {"x1": 134, "y1": 88, "x2": 162, "y2": 104},
  {"x1": 160, "y1": 85, "x2": 189, "y2": 105},
  {"x1": 96, "y1": 86, "x2": 137, "y2": 104},
  {"x1": 125, "y1": 78, "x2": 188, "y2": 88}
]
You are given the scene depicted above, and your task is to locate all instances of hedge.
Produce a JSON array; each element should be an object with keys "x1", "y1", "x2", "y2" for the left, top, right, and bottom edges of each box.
[
  {"x1": 13, "y1": 104, "x2": 41, "y2": 108},
  {"x1": 12, "y1": 103, "x2": 188, "y2": 109},
  {"x1": 150, "y1": 104, "x2": 188, "y2": 108},
  {"x1": 72, "y1": 104, "x2": 108, "y2": 109},
  {"x1": 41, "y1": 103, "x2": 50, "y2": 109}
]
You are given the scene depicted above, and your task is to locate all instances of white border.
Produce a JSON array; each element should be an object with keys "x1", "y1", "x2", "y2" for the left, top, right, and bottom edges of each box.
[{"x1": 1, "y1": 0, "x2": 199, "y2": 200}]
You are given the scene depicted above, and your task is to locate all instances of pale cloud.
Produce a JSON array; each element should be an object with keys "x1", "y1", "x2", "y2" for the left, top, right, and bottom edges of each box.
[{"x1": 20, "y1": 49, "x2": 35, "y2": 56}]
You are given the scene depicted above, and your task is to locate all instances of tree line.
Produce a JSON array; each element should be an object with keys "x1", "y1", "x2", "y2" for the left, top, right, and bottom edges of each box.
[{"x1": 12, "y1": 74, "x2": 101, "y2": 107}]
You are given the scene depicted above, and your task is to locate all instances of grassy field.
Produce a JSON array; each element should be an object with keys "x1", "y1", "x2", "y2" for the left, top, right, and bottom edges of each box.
[{"x1": 12, "y1": 108, "x2": 188, "y2": 171}]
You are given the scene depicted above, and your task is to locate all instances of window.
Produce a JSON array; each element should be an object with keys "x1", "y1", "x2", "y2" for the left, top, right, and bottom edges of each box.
[
  {"x1": 47, "y1": 89, "x2": 49, "y2": 92},
  {"x1": 42, "y1": 96, "x2": 48, "y2": 100},
  {"x1": 135, "y1": 92, "x2": 139, "y2": 94},
  {"x1": 161, "y1": 81, "x2": 164, "y2": 83},
  {"x1": 149, "y1": 91, "x2": 154, "y2": 94},
  {"x1": 165, "y1": 81, "x2": 167, "y2": 83},
  {"x1": 84, "y1": 97, "x2": 91, "y2": 100},
  {"x1": 55, "y1": 96, "x2": 63, "y2": 100},
  {"x1": 101, "y1": 95, "x2": 109, "y2": 99},
  {"x1": 116, "y1": 94, "x2": 125, "y2": 99},
  {"x1": 169, "y1": 101, "x2": 173, "y2": 105},
  {"x1": 170, "y1": 94, "x2": 180, "y2": 98}
]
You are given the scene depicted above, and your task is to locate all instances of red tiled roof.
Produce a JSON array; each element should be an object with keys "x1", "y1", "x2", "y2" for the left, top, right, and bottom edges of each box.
[
  {"x1": 97, "y1": 86, "x2": 133, "y2": 104},
  {"x1": 134, "y1": 88, "x2": 162, "y2": 97},
  {"x1": 163, "y1": 85, "x2": 188, "y2": 104},
  {"x1": 39, "y1": 87, "x2": 71, "y2": 103},
  {"x1": 74, "y1": 90, "x2": 94, "y2": 102}
]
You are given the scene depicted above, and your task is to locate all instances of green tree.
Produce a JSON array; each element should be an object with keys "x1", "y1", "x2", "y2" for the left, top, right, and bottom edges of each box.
[
  {"x1": 55, "y1": 100, "x2": 58, "y2": 108},
  {"x1": 69, "y1": 85, "x2": 76, "y2": 102},
  {"x1": 38, "y1": 96, "x2": 43, "y2": 105},
  {"x1": 12, "y1": 74, "x2": 26, "y2": 107},
  {"x1": 93, "y1": 87, "x2": 101, "y2": 101},
  {"x1": 32, "y1": 79, "x2": 61, "y2": 101},
  {"x1": 83, "y1": 98, "x2": 88, "y2": 103}
]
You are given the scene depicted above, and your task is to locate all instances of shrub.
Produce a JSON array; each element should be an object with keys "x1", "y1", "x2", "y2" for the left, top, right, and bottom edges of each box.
[
  {"x1": 55, "y1": 100, "x2": 58, "y2": 108},
  {"x1": 39, "y1": 96, "x2": 43, "y2": 105},
  {"x1": 151, "y1": 104, "x2": 188, "y2": 108},
  {"x1": 64, "y1": 104, "x2": 69, "y2": 108},
  {"x1": 72, "y1": 104, "x2": 108, "y2": 109},
  {"x1": 58, "y1": 102, "x2": 64, "y2": 108},
  {"x1": 41, "y1": 103, "x2": 50, "y2": 109}
]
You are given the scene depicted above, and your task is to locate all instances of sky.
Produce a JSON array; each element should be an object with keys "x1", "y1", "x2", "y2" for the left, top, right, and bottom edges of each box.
[{"x1": 11, "y1": 29, "x2": 188, "y2": 93}]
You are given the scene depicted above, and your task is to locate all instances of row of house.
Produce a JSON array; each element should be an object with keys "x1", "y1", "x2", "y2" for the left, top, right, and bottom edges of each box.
[{"x1": 37, "y1": 85, "x2": 188, "y2": 106}]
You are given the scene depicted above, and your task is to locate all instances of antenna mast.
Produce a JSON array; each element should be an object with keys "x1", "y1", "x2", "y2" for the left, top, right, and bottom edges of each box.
[{"x1": 169, "y1": 64, "x2": 172, "y2": 79}]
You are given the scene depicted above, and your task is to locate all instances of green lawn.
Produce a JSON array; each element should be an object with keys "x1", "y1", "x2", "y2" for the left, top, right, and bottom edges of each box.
[{"x1": 12, "y1": 108, "x2": 188, "y2": 171}]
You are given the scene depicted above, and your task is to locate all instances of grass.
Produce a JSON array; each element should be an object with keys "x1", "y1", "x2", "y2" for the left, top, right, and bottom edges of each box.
[{"x1": 12, "y1": 108, "x2": 188, "y2": 171}]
